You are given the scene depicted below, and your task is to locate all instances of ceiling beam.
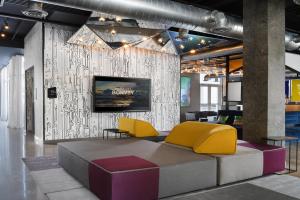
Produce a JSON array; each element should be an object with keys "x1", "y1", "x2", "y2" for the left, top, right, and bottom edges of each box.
[{"x1": 0, "y1": 12, "x2": 82, "y2": 27}]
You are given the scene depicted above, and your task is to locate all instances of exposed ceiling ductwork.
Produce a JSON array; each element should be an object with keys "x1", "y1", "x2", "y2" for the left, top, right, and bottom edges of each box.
[
  {"x1": 33, "y1": 0, "x2": 300, "y2": 51},
  {"x1": 294, "y1": 0, "x2": 300, "y2": 5}
]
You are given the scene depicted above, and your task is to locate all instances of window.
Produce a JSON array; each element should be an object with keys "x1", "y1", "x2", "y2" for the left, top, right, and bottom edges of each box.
[{"x1": 200, "y1": 74, "x2": 222, "y2": 112}]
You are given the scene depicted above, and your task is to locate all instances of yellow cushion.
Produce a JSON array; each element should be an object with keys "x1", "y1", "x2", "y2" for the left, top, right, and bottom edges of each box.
[
  {"x1": 118, "y1": 117, "x2": 135, "y2": 135},
  {"x1": 134, "y1": 119, "x2": 159, "y2": 137},
  {"x1": 165, "y1": 122, "x2": 237, "y2": 154},
  {"x1": 193, "y1": 125, "x2": 237, "y2": 154}
]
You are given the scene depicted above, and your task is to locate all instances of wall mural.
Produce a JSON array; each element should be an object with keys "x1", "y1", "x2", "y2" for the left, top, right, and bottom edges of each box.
[{"x1": 44, "y1": 24, "x2": 180, "y2": 141}]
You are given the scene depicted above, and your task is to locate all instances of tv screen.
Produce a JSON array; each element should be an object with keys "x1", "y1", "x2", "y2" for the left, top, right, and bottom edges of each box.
[{"x1": 93, "y1": 76, "x2": 151, "y2": 112}]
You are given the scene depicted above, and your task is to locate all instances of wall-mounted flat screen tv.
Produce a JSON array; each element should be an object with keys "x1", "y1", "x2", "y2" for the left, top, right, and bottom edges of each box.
[{"x1": 93, "y1": 76, "x2": 151, "y2": 112}]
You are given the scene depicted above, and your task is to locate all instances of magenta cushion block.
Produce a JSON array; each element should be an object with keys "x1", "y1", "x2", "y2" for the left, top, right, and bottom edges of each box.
[
  {"x1": 89, "y1": 156, "x2": 159, "y2": 200},
  {"x1": 239, "y1": 142, "x2": 285, "y2": 175}
]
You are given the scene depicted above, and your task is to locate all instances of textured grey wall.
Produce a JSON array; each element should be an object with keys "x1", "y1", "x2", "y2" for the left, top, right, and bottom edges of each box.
[
  {"x1": 24, "y1": 23, "x2": 44, "y2": 141},
  {"x1": 43, "y1": 24, "x2": 180, "y2": 141}
]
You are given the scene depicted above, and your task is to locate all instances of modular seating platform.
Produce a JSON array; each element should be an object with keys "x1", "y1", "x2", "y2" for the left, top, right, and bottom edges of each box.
[{"x1": 58, "y1": 139, "x2": 217, "y2": 198}]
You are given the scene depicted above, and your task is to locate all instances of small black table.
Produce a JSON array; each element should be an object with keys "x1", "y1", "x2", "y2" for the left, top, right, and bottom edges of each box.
[
  {"x1": 263, "y1": 136, "x2": 299, "y2": 173},
  {"x1": 102, "y1": 129, "x2": 130, "y2": 140}
]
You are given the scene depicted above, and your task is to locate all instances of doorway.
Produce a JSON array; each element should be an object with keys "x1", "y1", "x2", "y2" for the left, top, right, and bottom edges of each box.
[{"x1": 25, "y1": 67, "x2": 34, "y2": 135}]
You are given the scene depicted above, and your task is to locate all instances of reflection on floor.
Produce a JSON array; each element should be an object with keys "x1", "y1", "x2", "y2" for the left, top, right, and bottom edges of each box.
[{"x1": 0, "y1": 122, "x2": 56, "y2": 200}]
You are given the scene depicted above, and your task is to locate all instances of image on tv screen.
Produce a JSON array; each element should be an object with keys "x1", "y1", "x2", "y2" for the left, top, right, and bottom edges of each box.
[{"x1": 93, "y1": 76, "x2": 151, "y2": 112}]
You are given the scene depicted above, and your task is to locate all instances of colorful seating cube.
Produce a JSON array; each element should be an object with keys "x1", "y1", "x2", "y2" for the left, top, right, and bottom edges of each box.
[
  {"x1": 88, "y1": 155, "x2": 159, "y2": 200},
  {"x1": 239, "y1": 142, "x2": 285, "y2": 175}
]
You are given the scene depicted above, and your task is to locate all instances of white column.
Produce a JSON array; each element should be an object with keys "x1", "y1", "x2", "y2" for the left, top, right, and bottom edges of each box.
[{"x1": 7, "y1": 55, "x2": 25, "y2": 129}]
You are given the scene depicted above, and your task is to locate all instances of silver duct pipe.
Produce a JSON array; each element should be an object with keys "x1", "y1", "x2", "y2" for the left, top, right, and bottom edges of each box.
[
  {"x1": 33, "y1": 0, "x2": 243, "y2": 39},
  {"x1": 33, "y1": 0, "x2": 300, "y2": 51}
]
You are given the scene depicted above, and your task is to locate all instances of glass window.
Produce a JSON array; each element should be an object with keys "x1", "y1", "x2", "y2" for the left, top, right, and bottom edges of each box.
[
  {"x1": 200, "y1": 86, "x2": 208, "y2": 104},
  {"x1": 211, "y1": 87, "x2": 218, "y2": 104}
]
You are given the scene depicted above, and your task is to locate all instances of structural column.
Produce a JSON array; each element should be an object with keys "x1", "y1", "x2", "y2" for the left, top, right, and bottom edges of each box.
[{"x1": 243, "y1": 0, "x2": 285, "y2": 142}]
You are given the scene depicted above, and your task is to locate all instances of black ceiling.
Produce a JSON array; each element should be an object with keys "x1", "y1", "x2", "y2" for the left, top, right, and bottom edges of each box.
[
  {"x1": 173, "y1": 0, "x2": 300, "y2": 33},
  {"x1": 0, "y1": 0, "x2": 91, "y2": 48}
]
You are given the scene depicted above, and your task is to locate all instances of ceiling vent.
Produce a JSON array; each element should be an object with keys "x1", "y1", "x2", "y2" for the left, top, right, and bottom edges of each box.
[
  {"x1": 22, "y1": 1, "x2": 48, "y2": 19},
  {"x1": 294, "y1": 0, "x2": 300, "y2": 5}
]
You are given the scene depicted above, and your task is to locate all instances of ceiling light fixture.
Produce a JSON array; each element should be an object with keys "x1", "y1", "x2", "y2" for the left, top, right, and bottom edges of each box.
[
  {"x1": 158, "y1": 38, "x2": 163, "y2": 43},
  {"x1": 3, "y1": 20, "x2": 9, "y2": 30},
  {"x1": 115, "y1": 16, "x2": 122, "y2": 22},
  {"x1": 99, "y1": 17, "x2": 106, "y2": 22},
  {"x1": 123, "y1": 44, "x2": 129, "y2": 48},
  {"x1": 110, "y1": 28, "x2": 117, "y2": 36},
  {"x1": 179, "y1": 44, "x2": 185, "y2": 49},
  {"x1": 200, "y1": 39, "x2": 206, "y2": 44},
  {"x1": 1, "y1": 33, "x2": 6, "y2": 38},
  {"x1": 190, "y1": 49, "x2": 196, "y2": 54},
  {"x1": 142, "y1": 37, "x2": 148, "y2": 41},
  {"x1": 121, "y1": 39, "x2": 127, "y2": 43}
]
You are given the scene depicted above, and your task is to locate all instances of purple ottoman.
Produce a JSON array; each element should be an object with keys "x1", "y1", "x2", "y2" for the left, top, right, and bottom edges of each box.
[
  {"x1": 89, "y1": 156, "x2": 159, "y2": 200},
  {"x1": 239, "y1": 142, "x2": 285, "y2": 175}
]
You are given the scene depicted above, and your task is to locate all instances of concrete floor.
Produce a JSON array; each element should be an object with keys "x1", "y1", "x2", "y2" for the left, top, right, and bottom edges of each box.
[
  {"x1": 0, "y1": 122, "x2": 57, "y2": 200},
  {"x1": 1, "y1": 121, "x2": 300, "y2": 200}
]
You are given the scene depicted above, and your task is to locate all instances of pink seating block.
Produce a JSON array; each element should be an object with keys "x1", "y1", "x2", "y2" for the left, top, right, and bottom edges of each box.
[
  {"x1": 89, "y1": 156, "x2": 159, "y2": 200},
  {"x1": 239, "y1": 142, "x2": 285, "y2": 175}
]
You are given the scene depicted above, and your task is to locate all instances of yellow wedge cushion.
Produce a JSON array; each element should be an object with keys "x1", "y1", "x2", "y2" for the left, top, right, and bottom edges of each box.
[
  {"x1": 118, "y1": 117, "x2": 136, "y2": 135},
  {"x1": 165, "y1": 121, "x2": 237, "y2": 154},
  {"x1": 134, "y1": 119, "x2": 159, "y2": 137},
  {"x1": 193, "y1": 125, "x2": 237, "y2": 154}
]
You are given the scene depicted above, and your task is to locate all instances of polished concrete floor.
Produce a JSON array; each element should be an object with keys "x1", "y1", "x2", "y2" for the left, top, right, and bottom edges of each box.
[{"x1": 0, "y1": 122, "x2": 57, "y2": 200}]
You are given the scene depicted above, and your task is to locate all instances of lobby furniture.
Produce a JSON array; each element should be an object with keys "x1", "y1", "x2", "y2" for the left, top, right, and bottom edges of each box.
[
  {"x1": 89, "y1": 156, "x2": 159, "y2": 200},
  {"x1": 102, "y1": 128, "x2": 129, "y2": 139},
  {"x1": 118, "y1": 117, "x2": 159, "y2": 137},
  {"x1": 57, "y1": 122, "x2": 286, "y2": 197},
  {"x1": 263, "y1": 136, "x2": 299, "y2": 173},
  {"x1": 218, "y1": 110, "x2": 243, "y2": 139},
  {"x1": 238, "y1": 142, "x2": 286, "y2": 175},
  {"x1": 184, "y1": 111, "x2": 218, "y2": 121},
  {"x1": 58, "y1": 139, "x2": 217, "y2": 198},
  {"x1": 165, "y1": 121, "x2": 237, "y2": 154},
  {"x1": 212, "y1": 145, "x2": 263, "y2": 185}
]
